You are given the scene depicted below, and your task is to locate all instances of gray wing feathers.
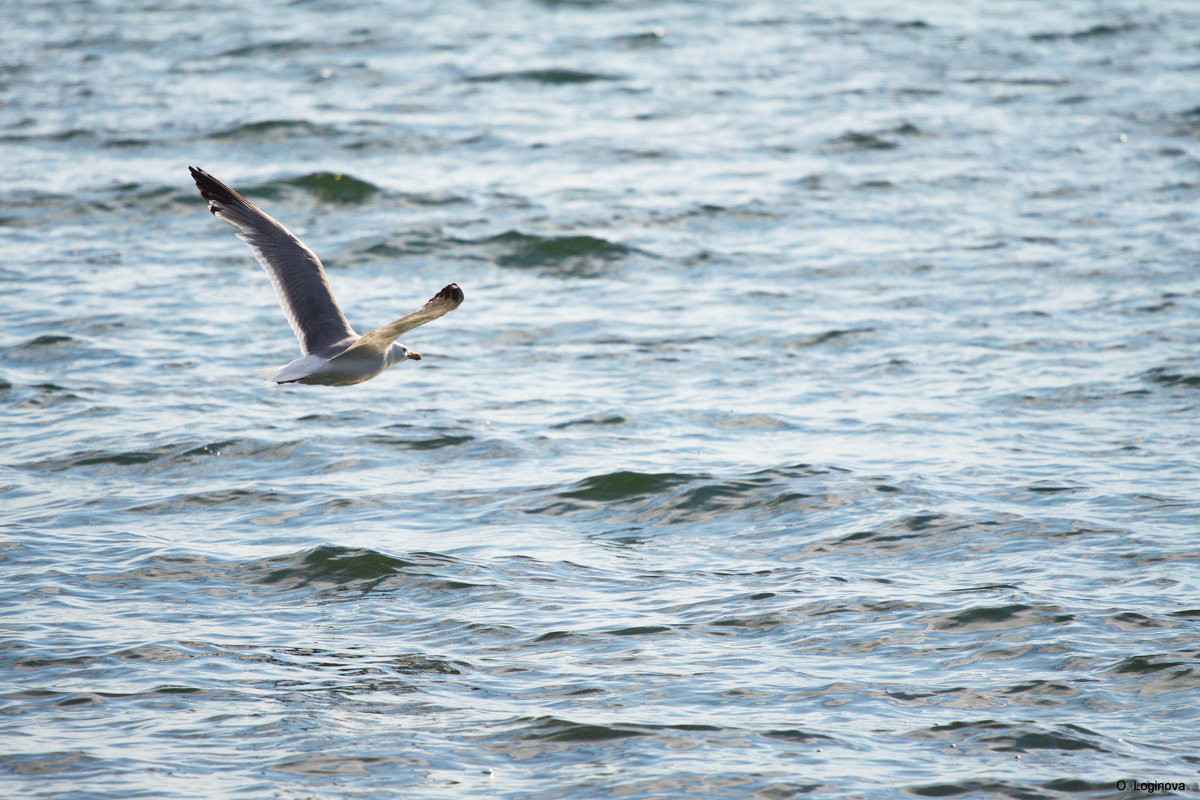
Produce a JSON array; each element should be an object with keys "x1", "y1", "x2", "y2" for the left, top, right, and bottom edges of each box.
[
  {"x1": 189, "y1": 167, "x2": 356, "y2": 354},
  {"x1": 349, "y1": 284, "x2": 465, "y2": 354}
]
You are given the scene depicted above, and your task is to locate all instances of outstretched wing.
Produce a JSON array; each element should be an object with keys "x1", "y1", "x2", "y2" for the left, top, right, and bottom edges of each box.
[
  {"x1": 189, "y1": 166, "x2": 357, "y2": 354},
  {"x1": 346, "y1": 284, "x2": 464, "y2": 355}
]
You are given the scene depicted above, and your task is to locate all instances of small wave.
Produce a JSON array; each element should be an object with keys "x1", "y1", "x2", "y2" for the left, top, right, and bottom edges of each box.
[
  {"x1": 477, "y1": 230, "x2": 637, "y2": 276},
  {"x1": 24, "y1": 438, "x2": 256, "y2": 474},
  {"x1": 550, "y1": 414, "x2": 629, "y2": 430},
  {"x1": 558, "y1": 471, "x2": 699, "y2": 503},
  {"x1": 1141, "y1": 366, "x2": 1200, "y2": 388},
  {"x1": 1030, "y1": 23, "x2": 1142, "y2": 42},
  {"x1": 18, "y1": 334, "x2": 75, "y2": 348},
  {"x1": 241, "y1": 545, "x2": 487, "y2": 598},
  {"x1": 0, "y1": 128, "x2": 93, "y2": 144},
  {"x1": 825, "y1": 131, "x2": 899, "y2": 152},
  {"x1": 364, "y1": 428, "x2": 474, "y2": 450},
  {"x1": 466, "y1": 68, "x2": 617, "y2": 84},
  {"x1": 218, "y1": 40, "x2": 312, "y2": 58},
  {"x1": 523, "y1": 464, "x2": 858, "y2": 531},
  {"x1": 761, "y1": 729, "x2": 839, "y2": 744},
  {"x1": 908, "y1": 719, "x2": 1111, "y2": 754},
  {"x1": 207, "y1": 119, "x2": 342, "y2": 142},
  {"x1": 922, "y1": 603, "x2": 1076, "y2": 633},
  {"x1": 246, "y1": 545, "x2": 417, "y2": 590},
  {"x1": 788, "y1": 328, "x2": 875, "y2": 349},
  {"x1": 282, "y1": 172, "x2": 380, "y2": 204},
  {"x1": 124, "y1": 488, "x2": 295, "y2": 515},
  {"x1": 1109, "y1": 654, "x2": 1200, "y2": 695}
]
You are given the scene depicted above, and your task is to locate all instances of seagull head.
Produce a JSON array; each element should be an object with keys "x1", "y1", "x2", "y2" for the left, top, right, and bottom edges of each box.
[{"x1": 388, "y1": 342, "x2": 421, "y2": 364}]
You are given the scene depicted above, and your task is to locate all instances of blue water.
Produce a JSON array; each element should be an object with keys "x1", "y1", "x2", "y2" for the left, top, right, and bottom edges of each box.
[{"x1": 3, "y1": 1, "x2": 1199, "y2": 798}]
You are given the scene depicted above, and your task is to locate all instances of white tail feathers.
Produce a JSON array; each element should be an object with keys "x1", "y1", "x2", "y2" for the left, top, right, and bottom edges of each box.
[
  {"x1": 253, "y1": 354, "x2": 326, "y2": 384},
  {"x1": 252, "y1": 366, "x2": 285, "y2": 382}
]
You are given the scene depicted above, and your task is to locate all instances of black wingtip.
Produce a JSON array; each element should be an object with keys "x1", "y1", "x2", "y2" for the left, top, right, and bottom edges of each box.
[
  {"x1": 438, "y1": 283, "x2": 465, "y2": 305},
  {"x1": 188, "y1": 166, "x2": 245, "y2": 214}
]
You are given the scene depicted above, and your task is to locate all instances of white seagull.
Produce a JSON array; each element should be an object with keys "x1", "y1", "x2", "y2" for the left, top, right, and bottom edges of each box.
[{"x1": 189, "y1": 166, "x2": 463, "y2": 386}]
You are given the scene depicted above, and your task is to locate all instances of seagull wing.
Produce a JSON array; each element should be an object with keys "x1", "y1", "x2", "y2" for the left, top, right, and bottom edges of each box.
[
  {"x1": 345, "y1": 284, "x2": 464, "y2": 355},
  {"x1": 189, "y1": 166, "x2": 357, "y2": 354}
]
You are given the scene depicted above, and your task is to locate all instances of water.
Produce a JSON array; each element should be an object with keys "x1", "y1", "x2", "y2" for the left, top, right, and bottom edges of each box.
[{"x1": 3, "y1": 1, "x2": 1199, "y2": 798}]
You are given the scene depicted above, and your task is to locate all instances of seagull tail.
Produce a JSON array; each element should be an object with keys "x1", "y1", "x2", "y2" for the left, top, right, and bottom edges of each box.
[
  {"x1": 252, "y1": 365, "x2": 286, "y2": 382},
  {"x1": 253, "y1": 354, "x2": 326, "y2": 384}
]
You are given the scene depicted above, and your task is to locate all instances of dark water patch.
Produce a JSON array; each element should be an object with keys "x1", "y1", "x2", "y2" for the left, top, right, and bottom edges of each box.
[
  {"x1": 0, "y1": 128, "x2": 94, "y2": 144},
  {"x1": 24, "y1": 442, "x2": 182, "y2": 472},
  {"x1": 908, "y1": 719, "x2": 1111, "y2": 754},
  {"x1": 996, "y1": 679, "x2": 1079, "y2": 707},
  {"x1": 246, "y1": 545, "x2": 419, "y2": 591},
  {"x1": 13, "y1": 641, "x2": 219, "y2": 672},
  {"x1": 1022, "y1": 480, "x2": 1082, "y2": 495},
  {"x1": 104, "y1": 182, "x2": 200, "y2": 214},
  {"x1": 760, "y1": 729, "x2": 839, "y2": 745},
  {"x1": 907, "y1": 777, "x2": 1080, "y2": 797},
  {"x1": 534, "y1": 722, "x2": 643, "y2": 742},
  {"x1": 282, "y1": 172, "x2": 380, "y2": 204},
  {"x1": 362, "y1": 432, "x2": 474, "y2": 450},
  {"x1": 1030, "y1": 23, "x2": 1142, "y2": 42},
  {"x1": 476, "y1": 230, "x2": 638, "y2": 277},
  {"x1": 1141, "y1": 366, "x2": 1200, "y2": 388},
  {"x1": 207, "y1": 119, "x2": 342, "y2": 142},
  {"x1": 550, "y1": 414, "x2": 629, "y2": 430},
  {"x1": 604, "y1": 625, "x2": 674, "y2": 637},
  {"x1": 825, "y1": 131, "x2": 899, "y2": 152},
  {"x1": 559, "y1": 471, "x2": 699, "y2": 503},
  {"x1": 1109, "y1": 654, "x2": 1200, "y2": 696},
  {"x1": 808, "y1": 511, "x2": 1113, "y2": 559},
  {"x1": 466, "y1": 69, "x2": 618, "y2": 84},
  {"x1": 104, "y1": 136, "x2": 156, "y2": 148},
  {"x1": 963, "y1": 76, "x2": 1070, "y2": 87},
  {"x1": 494, "y1": 715, "x2": 662, "y2": 744},
  {"x1": 1173, "y1": 106, "x2": 1200, "y2": 137},
  {"x1": 24, "y1": 438, "x2": 258, "y2": 474},
  {"x1": 923, "y1": 603, "x2": 1076, "y2": 633},
  {"x1": 1105, "y1": 612, "x2": 1176, "y2": 631},
  {"x1": 17, "y1": 334, "x2": 75, "y2": 348},
  {"x1": 525, "y1": 463, "x2": 864, "y2": 532},
  {"x1": 788, "y1": 327, "x2": 875, "y2": 348},
  {"x1": 47, "y1": 687, "x2": 214, "y2": 709},
  {"x1": 243, "y1": 646, "x2": 466, "y2": 679},
  {"x1": 241, "y1": 545, "x2": 490, "y2": 600},
  {"x1": 2, "y1": 183, "x2": 210, "y2": 226},
  {"x1": 124, "y1": 488, "x2": 295, "y2": 514},
  {"x1": 218, "y1": 40, "x2": 313, "y2": 57}
]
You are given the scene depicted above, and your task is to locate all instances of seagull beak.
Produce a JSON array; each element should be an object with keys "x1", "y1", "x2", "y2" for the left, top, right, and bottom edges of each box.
[{"x1": 408, "y1": 351, "x2": 422, "y2": 361}]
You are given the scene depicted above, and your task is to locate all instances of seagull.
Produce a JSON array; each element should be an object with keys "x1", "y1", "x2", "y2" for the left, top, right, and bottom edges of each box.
[{"x1": 189, "y1": 166, "x2": 463, "y2": 386}]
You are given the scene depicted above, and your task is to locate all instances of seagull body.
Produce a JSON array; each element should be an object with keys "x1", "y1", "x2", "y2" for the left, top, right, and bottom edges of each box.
[{"x1": 189, "y1": 166, "x2": 463, "y2": 386}]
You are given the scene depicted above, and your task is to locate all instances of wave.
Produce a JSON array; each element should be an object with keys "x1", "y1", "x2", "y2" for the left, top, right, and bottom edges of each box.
[
  {"x1": 280, "y1": 172, "x2": 380, "y2": 204},
  {"x1": 206, "y1": 119, "x2": 342, "y2": 142},
  {"x1": 242, "y1": 545, "x2": 490, "y2": 599},
  {"x1": 522, "y1": 464, "x2": 859, "y2": 532},
  {"x1": 466, "y1": 69, "x2": 617, "y2": 84},
  {"x1": 474, "y1": 230, "x2": 639, "y2": 276}
]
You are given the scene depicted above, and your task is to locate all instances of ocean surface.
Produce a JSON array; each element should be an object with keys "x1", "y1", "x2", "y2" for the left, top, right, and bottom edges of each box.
[{"x1": 3, "y1": 1, "x2": 1199, "y2": 798}]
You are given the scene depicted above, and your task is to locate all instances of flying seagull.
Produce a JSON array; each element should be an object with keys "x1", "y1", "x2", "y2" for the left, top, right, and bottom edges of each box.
[{"x1": 189, "y1": 166, "x2": 463, "y2": 386}]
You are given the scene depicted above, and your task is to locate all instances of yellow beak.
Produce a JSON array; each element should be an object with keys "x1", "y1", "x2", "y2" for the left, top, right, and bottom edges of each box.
[{"x1": 408, "y1": 352, "x2": 423, "y2": 361}]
